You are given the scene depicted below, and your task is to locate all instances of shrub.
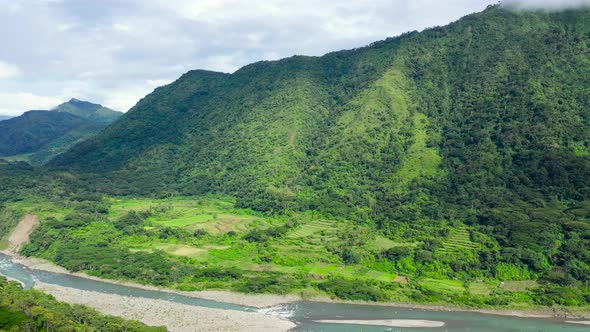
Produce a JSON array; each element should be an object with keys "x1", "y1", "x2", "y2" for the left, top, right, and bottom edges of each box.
[
  {"x1": 382, "y1": 246, "x2": 412, "y2": 261},
  {"x1": 316, "y1": 278, "x2": 388, "y2": 302}
]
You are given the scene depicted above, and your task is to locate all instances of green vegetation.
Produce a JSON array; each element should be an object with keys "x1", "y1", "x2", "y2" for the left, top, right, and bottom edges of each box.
[
  {"x1": 2, "y1": 194, "x2": 586, "y2": 309},
  {"x1": 0, "y1": 99, "x2": 121, "y2": 165},
  {"x1": 53, "y1": 98, "x2": 122, "y2": 124},
  {"x1": 0, "y1": 4, "x2": 589, "y2": 312},
  {"x1": 0, "y1": 276, "x2": 165, "y2": 331}
]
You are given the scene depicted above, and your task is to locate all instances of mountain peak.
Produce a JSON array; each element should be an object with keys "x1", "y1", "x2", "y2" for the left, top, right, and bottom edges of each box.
[
  {"x1": 54, "y1": 98, "x2": 122, "y2": 124},
  {"x1": 64, "y1": 98, "x2": 100, "y2": 108}
]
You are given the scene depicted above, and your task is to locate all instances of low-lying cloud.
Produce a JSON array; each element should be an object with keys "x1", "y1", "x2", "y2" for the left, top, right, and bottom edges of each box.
[{"x1": 502, "y1": 0, "x2": 590, "y2": 10}]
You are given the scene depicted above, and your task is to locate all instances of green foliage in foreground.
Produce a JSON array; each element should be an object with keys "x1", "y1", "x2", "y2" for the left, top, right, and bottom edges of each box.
[{"x1": 0, "y1": 277, "x2": 166, "y2": 332}]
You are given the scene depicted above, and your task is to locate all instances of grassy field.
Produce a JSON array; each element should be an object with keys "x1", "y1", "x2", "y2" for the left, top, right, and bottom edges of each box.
[
  {"x1": 5, "y1": 200, "x2": 75, "y2": 223},
  {"x1": 91, "y1": 197, "x2": 396, "y2": 283},
  {"x1": 109, "y1": 197, "x2": 271, "y2": 235},
  {"x1": 420, "y1": 278, "x2": 466, "y2": 294}
]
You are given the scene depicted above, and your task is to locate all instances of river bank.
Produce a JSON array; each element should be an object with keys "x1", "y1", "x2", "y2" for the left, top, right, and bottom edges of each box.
[
  {"x1": 35, "y1": 282, "x2": 295, "y2": 332},
  {"x1": 2, "y1": 251, "x2": 300, "y2": 307},
  {"x1": 4, "y1": 250, "x2": 589, "y2": 321}
]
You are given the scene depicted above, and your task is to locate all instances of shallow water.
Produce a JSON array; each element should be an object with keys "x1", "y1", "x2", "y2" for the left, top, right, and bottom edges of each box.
[
  {"x1": 0, "y1": 253, "x2": 587, "y2": 331},
  {"x1": 272, "y1": 302, "x2": 590, "y2": 331}
]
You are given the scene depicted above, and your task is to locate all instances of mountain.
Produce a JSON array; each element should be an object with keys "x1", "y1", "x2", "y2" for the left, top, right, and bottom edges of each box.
[
  {"x1": 0, "y1": 100, "x2": 121, "y2": 164},
  {"x1": 53, "y1": 98, "x2": 122, "y2": 124},
  {"x1": 50, "y1": 6, "x2": 590, "y2": 294},
  {"x1": 0, "y1": 115, "x2": 12, "y2": 121}
]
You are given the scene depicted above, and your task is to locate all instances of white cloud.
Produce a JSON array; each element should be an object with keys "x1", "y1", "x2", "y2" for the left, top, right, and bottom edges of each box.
[
  {"x1": 58, "y1": 23, "x2": 76, "y2": 31},
  {"x1": 102, "y1": 85, "x2": 156, "y2": 112},
  {"x1": 147, "y1": 79, "x2": 172, "y2": 88},
  {"x1": 0, "y1": 61, "x2": 21, "y2": 79},
  {"x1": 0, "y1": 0, "x2": 499, "y2": 115},
  {"x1": 0, "y1": 92, "x2": 62, "y2": 116},
  {"x1": 502, "y1": 0, "x2": 590, "y2": 10},
  {"x1": 113, "y1": 23, "x2": 132, "y2": 32}
]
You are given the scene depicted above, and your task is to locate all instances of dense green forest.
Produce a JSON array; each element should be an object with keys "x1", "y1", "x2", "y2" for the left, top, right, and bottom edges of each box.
[
  {"x1": 0, "y1": 99, "x2": 121, "y2": 165},
  {"x1": 0, "y1": 4, "x2": 589, "y2": 309},
  {"x1": 0, "y1": 277, "x2": 165, "y2": 331}
]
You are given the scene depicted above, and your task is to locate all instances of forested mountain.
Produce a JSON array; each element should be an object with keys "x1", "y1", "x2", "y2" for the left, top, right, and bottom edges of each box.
[
  {"x1": 53, "y1": 98, "x2": 122, "y2": 124},
  {"x1": 0, "y1": 115, "x2": 12, "y2": 121},
  {"x1": 22, "y1": 5, "x2": 590, "y2": 305},
  {"x1": 0, "y1": 100, "x2": 121, "y2": 164}
]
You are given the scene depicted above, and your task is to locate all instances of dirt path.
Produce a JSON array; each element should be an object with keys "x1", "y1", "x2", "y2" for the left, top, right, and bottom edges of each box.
[{"x1": 7, "y1": 214, "x2": 39, "y2": 252}]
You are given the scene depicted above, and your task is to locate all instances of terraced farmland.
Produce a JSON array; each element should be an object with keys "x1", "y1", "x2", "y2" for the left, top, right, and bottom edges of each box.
[
  {"x1": 287, "y1": 220, "x2": 337, "y2": 239},
  {"x1": 440, "y1": 226, "x2": 479, "y2": 253}
]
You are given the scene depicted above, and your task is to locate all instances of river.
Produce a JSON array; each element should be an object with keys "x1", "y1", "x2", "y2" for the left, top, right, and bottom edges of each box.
[{"x1": 0, "y1": 253, "x2": 587, "y2": 331}]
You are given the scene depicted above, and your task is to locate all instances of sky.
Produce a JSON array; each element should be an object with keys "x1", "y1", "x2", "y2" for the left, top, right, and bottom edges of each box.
[{"x1": 0, "y1": 0, "x2": 588, "y2": 115}]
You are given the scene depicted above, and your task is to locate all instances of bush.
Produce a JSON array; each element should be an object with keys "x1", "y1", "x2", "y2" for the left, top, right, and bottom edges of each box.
[
  {"x1": 234, "y1": 274, "x2": 303, "y2": 294},
  {"x1": 415, "y1": 250, "x2": 434, "y2": 263},
  {"x1": 114, "y1": 210, "x2": 151, "y2": 230},
  {"x1": 342, "y1": 248, "x2": 362, "y2": 264},
  {"x1": 316, "y1": 278, "x2": 388, "y2": 302},
  {"x1": 194, "y1": 228, "x2": 209, "y2": 237},
  {"x1": 382, "y1": 246, "x2": 412, "y2": 260}
]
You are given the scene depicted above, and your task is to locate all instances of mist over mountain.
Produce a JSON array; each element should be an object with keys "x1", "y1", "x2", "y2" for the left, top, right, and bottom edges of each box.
[{"x1": 502, "y1": 0, "x2": 590, "y2": 11}]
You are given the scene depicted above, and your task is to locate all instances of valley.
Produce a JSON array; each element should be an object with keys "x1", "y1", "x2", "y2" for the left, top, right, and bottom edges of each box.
[{"x1": 0, "y1": 3, "x2": 589, "y2": 331}]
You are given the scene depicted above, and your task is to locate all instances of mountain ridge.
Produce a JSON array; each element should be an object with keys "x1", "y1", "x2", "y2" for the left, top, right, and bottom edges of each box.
[
  {"x1": 0, "y1": 99, "x2": 121, "y2": 164},
  {"x1": 53, "y1": 98, "x2": 122, "y2": 124}
]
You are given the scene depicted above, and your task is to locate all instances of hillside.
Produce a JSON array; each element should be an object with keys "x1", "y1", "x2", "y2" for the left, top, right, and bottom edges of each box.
[
  {"x1": 0, "y1": 115, "x2": 12, "y2": 121},
  {"x1": 54, "y1": 98, "x2": 122, "y2": 124},
  {"x1": 54, "y1": 7, "x2": 590, "y2": 212},
  {"x1": 13, "y1": 5, "x2": 590, "y2": 306},
  {"x1": 0, "y1": 100, "x2": 121, "y2": 165},
  {"x1": 0, "y1": 111, "x2": 94, "y2": 156}
]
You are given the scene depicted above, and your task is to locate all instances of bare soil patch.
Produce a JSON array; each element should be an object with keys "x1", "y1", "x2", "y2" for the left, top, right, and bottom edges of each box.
[{"x1": 7, "y1": 214, "x2": 39, "y2": 252}]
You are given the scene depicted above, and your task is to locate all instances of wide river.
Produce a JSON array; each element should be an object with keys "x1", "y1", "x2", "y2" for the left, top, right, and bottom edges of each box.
[{"x1": 0, "y1": 253, "x2": 587, "y2": 331}]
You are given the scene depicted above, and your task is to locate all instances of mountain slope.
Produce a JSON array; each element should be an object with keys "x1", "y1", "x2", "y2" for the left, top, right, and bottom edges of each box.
[
  {"x1": 53, "y1": 98, "x2": 122, "y2": 124},
  {"x1": 0, "y1": 111, "x2": 93, "y2": 156},
  {"x1": 54, "y1": 6, "x2": 590, "y2": 208},
  {"x1": 51, "y1": 5, "x2": 590, "y2": 291},
  {"x1": 0, "y1": 100, "x2": 121, "y2": 164},
  {"x1": 0, "y1": 115, "x2": 12, "y2": 121}
]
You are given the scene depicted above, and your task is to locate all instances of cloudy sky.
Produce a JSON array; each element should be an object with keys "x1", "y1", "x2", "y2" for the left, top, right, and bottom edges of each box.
[{"x1": 0, "y1": 0, "x2": 588, "y2": 115}]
